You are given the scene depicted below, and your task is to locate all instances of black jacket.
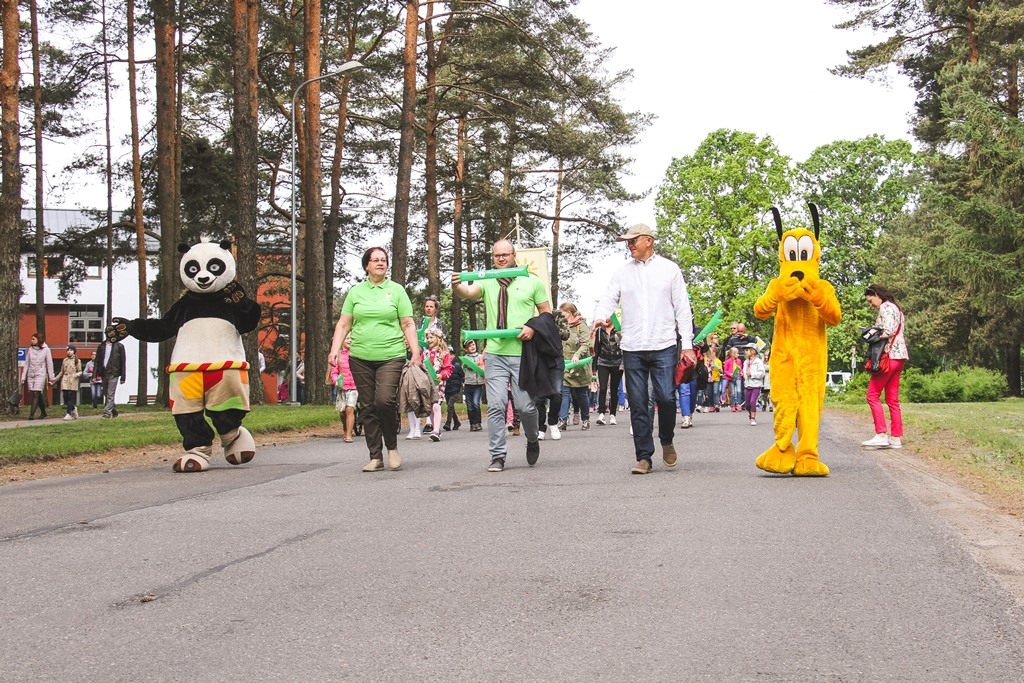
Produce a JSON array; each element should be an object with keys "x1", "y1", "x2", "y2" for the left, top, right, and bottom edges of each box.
[
  {"x1": 95, "y1": 341, "x2": 126, "y2": 380},
  {"x1": 519, "y1": 312, "x2": 565, "y2": 399}
]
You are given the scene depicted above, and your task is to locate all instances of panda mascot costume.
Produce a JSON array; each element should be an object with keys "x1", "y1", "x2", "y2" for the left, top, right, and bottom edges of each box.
[{"x1": 108, "y1": 239, "x2": 261, "y2": 473}]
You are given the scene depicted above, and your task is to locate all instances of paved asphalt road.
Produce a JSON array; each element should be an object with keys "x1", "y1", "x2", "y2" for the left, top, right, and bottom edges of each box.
[{"x1": 2, "y1": 410, "x2": 1023, "y2": 682}]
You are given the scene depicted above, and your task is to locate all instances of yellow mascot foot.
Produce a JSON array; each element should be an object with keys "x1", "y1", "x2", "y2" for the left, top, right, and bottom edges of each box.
[
  {"x1": 793, "y1": 457, "x2": 830, "y2": 477},
  {"x1": 756, "y1": 444, "x2": 797, "y2": 474}
]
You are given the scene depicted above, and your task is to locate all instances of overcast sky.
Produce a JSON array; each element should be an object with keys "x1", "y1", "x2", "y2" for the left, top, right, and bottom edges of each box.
[{"x1": 568, "y1": 0, "x2": 919, "y2": 304}]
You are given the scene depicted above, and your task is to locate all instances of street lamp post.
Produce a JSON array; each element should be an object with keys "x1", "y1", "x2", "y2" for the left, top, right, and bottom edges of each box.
[{"x1": 289, "y1": 60, "x2": 364, "y2": 405}]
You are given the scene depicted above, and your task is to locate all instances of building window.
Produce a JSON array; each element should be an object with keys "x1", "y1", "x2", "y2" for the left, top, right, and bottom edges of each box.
[
  {"x1": 27, "y1": 256, "x2": 102, "y2": 279},
  {"x1": 69, "y1": 305, "x2": 105, "y2": 345}
]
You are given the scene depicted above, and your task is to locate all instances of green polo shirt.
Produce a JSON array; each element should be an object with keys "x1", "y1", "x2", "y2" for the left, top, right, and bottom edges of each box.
[
  {"x1": 342, "y1": 279, "x2": 413, "y2": 361},
  {"x1": 478, "y1": 274, "x2": 549, "y2": 356}
]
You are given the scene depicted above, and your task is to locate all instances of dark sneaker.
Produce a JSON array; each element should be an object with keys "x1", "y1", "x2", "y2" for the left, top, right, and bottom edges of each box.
[
  {"x1": 423, "y1": 424, "x2": 433, "y2": 434},
  {"x1": 631, "y1": 459, "x2": 652, "y2": 475},
  {"x1": 526, "y1": 440, "x2": 540, "y2": 466},
  {"x1": 487, "y1": 457, "x2": 505, "y2": 472}
]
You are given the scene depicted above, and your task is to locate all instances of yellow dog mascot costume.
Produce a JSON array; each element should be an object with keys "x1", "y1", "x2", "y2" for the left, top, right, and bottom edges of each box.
[{"x1": 753, "y1": 204, "x2": 841, "y2": 476}]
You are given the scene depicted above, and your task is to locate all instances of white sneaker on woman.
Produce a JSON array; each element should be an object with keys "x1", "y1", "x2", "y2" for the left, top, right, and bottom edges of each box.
[
  {"x1": 861, "y1": 433, "x2": 890, "y2": 447},
  {"x1": 609, "y1": 414, "x2": 617, "y2": 425},
  {"x1": 888, "y1": 436, "x2": 903, "y2": 449}
]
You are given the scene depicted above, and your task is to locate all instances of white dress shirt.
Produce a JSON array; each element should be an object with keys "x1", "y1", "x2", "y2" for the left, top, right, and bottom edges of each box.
[{"x1": 593, "y1": 253, "x2": 694, "y2": 352}]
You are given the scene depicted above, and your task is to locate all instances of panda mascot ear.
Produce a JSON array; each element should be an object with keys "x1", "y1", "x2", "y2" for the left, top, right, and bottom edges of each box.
[
  {"x1": 219, "y1": 240, "x2": 233, "y2": 251},
  {"x1": 178, "y1": 243, "x2": 191, "y2": 254}
]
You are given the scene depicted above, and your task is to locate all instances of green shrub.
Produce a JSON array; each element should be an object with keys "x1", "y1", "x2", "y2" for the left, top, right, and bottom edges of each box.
[
  {"x1": 826, "y1": 366, "x2": 1007, "y2": 404},
  {"x1": 957, "y1": 367, "x2": 1008, "y2": 402}
]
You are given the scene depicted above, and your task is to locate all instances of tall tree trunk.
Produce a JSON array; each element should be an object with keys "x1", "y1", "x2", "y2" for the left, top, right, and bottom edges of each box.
[
  {"x1": 30, "y1": 0, "x2": 44, "y2": 334},
  {"x1": 550, "y1": 161, "x2": 564, "y2": 305},
  {"x1": 302, "y1": 0, "x2": 328, "y2": 404},
  {"x1": 967, "y1": 0, "x2": 979, "y2": 64},
  {"x1": 1007, "y1": 342, "x2": 1022, "y2": 397},
  {"x1": 451, "y1": 112, "x2": 466, "y2": 340},
  {"x1": 325, "y1": 35, "x2": 357, "y2": 310},
  {"x1": 127, "y1": 0, "x2": 148, "y2": 405},
  {"x1": 152, "y1": 0, "x2": 179, "y2": 407},
  {"x1": 391, "y1": 0, "x2": 418, "y2": 286},
  {"x1": 0, "y1": 0, "x2": 22, "y2": 391},
  {"x1": 232, "y1": 0, "x2": 262, "y2": 404},
  {"x1": 423, "y1": 1, "x2": 440, "y2": 297}
]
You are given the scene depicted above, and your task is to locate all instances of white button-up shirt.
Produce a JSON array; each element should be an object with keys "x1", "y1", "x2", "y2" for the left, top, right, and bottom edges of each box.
[{"x1": 593, "y1": 253, "x2": 694, "y2": 352}]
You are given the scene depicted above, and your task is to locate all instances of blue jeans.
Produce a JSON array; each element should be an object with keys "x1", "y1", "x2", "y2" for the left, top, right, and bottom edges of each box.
[
  {"x1": 677, "y1": 379, "x2": 697, "y2": 417},
  {"x1": 559, "y1": 385, "x2": 590, "y2": 422},
  {"x1": 464, "y1": 384, "x2": 483, "y2": 426},
  {"x1": 623, "y1": 346, "x2": 678, "y2": 463},
  {"x1": 730, "y1": 376, "x2": 744, "y2": 407},
  {"x1": 484, "y1": 354, "x2": 539, "y2": 461}
]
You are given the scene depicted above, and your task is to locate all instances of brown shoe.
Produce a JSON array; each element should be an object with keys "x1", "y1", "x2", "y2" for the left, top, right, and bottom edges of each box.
[
  {"x1": 631, "y1": 459, "x2": 652, "y2": 475},
  {"x1": 388, "y1": 449, "x2": 401, "y2": 471},
  {"x1": 512, "y1": 426, "x2": 520, "y2": 436},
  {"x1": 662, "y1": 443, "x2": 677, "y2": 467},
  {"x1": 362, "y1": 459, "x2": 384, "y2": 472}
]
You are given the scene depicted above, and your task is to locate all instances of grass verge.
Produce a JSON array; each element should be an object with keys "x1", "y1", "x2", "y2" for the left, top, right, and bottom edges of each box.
[
  {"x1": 829, "y1": 397, "x2": 1024, "y2": 515},
  {"x1": 0, "y1": 405, "x2": 340, "y2": 465}
]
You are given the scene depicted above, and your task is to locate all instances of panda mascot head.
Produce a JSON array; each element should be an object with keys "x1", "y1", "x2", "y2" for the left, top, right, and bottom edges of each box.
[{"x1": 179, "y1": 239, "x2": 236, "y2": 294}]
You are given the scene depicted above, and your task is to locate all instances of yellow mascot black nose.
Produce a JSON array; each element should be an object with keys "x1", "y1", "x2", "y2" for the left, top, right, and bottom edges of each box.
[{"x1": 792, "y1": 271, "x2": 804, "y2": 281}]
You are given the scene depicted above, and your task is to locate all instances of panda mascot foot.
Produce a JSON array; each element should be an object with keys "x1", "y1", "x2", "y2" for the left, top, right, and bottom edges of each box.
[
  {"x1": 222, "y1": 426, "x2": 256, "y2": 465},
  {"x1": 173, "y1": 445, "x2": 212, "y2": 473}
]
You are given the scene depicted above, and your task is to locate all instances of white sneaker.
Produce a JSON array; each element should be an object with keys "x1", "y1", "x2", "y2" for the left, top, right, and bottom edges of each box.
[
  {"x1": 406, "y1": 430, "x2": 422, "y2": 440},
  {"x1": 537, "y1": 429, "x2": 545, "y2": 441},
  {"x1": 680, "y1": 415, "x2": 692, "y2": 429},
  {"x1": 888, "y1": 436, "x2": 903, "y2": 449},
  {"x1": 548, "y1": 424, "x2": 562, "y2": 441},
  {"x1": 750, "y1": 419, "x2": 757, "y2": 426},
  {"x1": 609, "y1": 414, "x2": 617, "y2": 425},
  {"x1": 62, "y1": 414, "x2": 74, "y2": 421},
  {"x1": 861, "y1": 433, "x2": 890, "y2": 447},
  {"x1": 72, "y1": 407, "x2": 79, "y2": 419},
  {"x1": 595, "y1": 413, "x2": 606, "y2": 426}
]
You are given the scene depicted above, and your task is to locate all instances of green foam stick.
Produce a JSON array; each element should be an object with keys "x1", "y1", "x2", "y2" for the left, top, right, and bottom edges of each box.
[
  {"x1": 564, "y1": 356, "x2": 593, "y2": 371},
  {"x1": 610, "y1": 312, "x2": 621, "y2": 331},
  {"x1": 417, "y1": 316, "x2": 431, "y2": 345},
  {"x1": 423, "y1": 355, "x2": 438, "y2": 382},
  {"x1": 693, "y1": 308, "x2": 725, "y2": 344},
  {"x1": 462, "y1": 328, "x2": 521, "y2": 341},
  {"x1": 457, "y1": 264, "x2": 530, "y2": 282},
  {"x1": 459, "y1": 355, "x2": 485, "y2": 377}
]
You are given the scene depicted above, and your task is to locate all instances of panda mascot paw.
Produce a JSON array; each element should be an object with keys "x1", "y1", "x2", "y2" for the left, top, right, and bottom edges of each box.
[
  {"x1": 106, "y1": 318, "x2": 131, "y2": 342},
  {"x1": 221, "y1": 426, "x2": 256, "y2": 465},
  {"x1": 173, "y1": 445, "x2": 213, "y2": 473}
]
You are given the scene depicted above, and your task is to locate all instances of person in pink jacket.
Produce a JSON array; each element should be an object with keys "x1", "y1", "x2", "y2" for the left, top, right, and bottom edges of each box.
[
  {"x1": 424, "y1": 329, "x2": 453, "y2": 443},
  {"x1": 331, "y1": 337, "x2": 359, "y2": 442},
  {"x1": 22, "y1": 331, "x2": 55, "y2": 420}
]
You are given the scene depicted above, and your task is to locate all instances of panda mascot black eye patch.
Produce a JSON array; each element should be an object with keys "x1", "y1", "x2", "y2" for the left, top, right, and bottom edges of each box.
[{"x1": 105, "y1": 238, "x2": 262, "y2": 473}]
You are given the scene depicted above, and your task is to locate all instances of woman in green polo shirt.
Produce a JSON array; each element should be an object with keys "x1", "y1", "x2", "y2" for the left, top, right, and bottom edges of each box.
[{"x1": 329, "y1": 247, "x2": 422, "y2": 473}]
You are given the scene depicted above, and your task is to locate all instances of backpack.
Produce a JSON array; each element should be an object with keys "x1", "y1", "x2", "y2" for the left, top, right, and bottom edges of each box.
[{"x1": 695, "y1": 356, "x2": 709, "y2": 390}]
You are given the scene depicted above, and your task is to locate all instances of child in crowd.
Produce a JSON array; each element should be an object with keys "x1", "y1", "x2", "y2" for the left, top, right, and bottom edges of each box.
[
  {"x1": 331, "y1": 337, "x2": 357, "y2": 443},
  {"x1": 743, "y1": 346, "x2": 766, "y2": 426},
  {"x1": 424, "y1": 329, "x2": 453, "y2": 442}
]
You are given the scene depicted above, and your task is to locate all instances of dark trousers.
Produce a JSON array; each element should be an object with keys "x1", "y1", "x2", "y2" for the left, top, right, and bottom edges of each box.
[
  {"x1": 623, "y1": 346, "x2": 677, "y2": 463},
  {"x1": 28, "y1": 390, "x2": 47, "y2": 418},
  {"x1": 349, "y1": 356, "x2": 404, "y2": 460},
  {"x1": 597, "y1": 364, "x2": 623, "y2": 415},
  {"x1": 175, "y1": 409, "x2": 246, "y2": 451},
  {"x1": 444, "y1": 397, "x2": 462, "y2": 427},
  {"x1": 62, "y1": 389, "x2": 77, "y2": 416},
  {"x1": 464, "y1": 384, "x2": 483, "y2": 425}
]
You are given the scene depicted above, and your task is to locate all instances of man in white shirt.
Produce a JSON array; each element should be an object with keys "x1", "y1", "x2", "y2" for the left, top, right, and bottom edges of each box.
[{"x1": 593, "y1": 224, "x2": 696, "y2": 474}]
